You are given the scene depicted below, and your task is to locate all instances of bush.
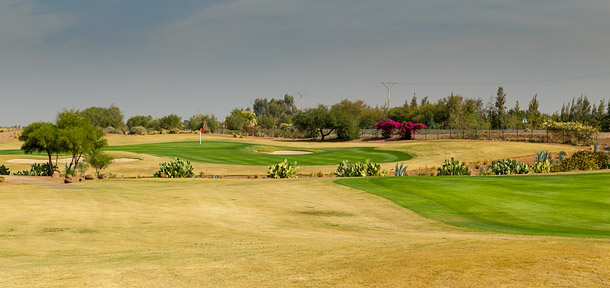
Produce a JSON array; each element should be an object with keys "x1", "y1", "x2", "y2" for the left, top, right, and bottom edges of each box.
[
  {"x1": 129, "y1": 126, "x2": 147, "y2": 135},
  {"x1": 0, "y1": 165, "x2": 9, "y2": 175},
  {"x1": 375, "y1": 119, "x2": 401, "y2": 138},
  {"x1": 399, "y1": 122, "x2": 427, "y2": 140},
  {"x1": 532, "y1": 160, "x2": 551, "y2": 173},
  {"x1": 153, "y1": 158, "x2": 194, "y2": 178},
  {"x1": 487, "y1": 159, "x2": 531, "y2": 175},
  {"x1": 437, "y1": 158, "x2": 470, "y2": 176},
  {"x1": 14, "y1": 163, "x2": 58, "y2": 176},
  {"x1": 550, "y1": 151, "x2": 610, "y2": 172},
  {"x1": 335, "y1": 160, "x2": 384, "y2": 177},
  {"x1": 0, "y1": 176, "x2": 4, "y2": 182},
  {"x1": 267, "y1": 159, "x2": 298, "y2": 179},
  {"x1": 85, "y1": 150, "x2": 113, "y2": 178}
]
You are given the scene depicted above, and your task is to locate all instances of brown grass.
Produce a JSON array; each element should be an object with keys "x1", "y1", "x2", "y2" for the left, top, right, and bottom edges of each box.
[{"x1": 0, "y1": 178, "x2": 608, "y2": 287}]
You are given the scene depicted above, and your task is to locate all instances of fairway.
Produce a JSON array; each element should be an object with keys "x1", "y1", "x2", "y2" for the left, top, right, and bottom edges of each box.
[
  {"x1": 103, "y1": 141, "x2": 412, "y2": 165},
  {"x1": 336, "y1": 173, "x2": 610, "y2": 238}
]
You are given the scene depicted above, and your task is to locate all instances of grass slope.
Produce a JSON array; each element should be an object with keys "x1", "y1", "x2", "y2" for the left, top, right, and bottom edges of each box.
[
  {"x1": 336, "y1": 173, "x2": 610, "y2": 238},
  {"x1": 103, "y1": 141, "x2": 412, "y2": 165}
]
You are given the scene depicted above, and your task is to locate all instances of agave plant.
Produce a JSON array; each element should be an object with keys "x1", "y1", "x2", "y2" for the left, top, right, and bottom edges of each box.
[{"x1": 394, "y1": 163, "x2": 408, "y2": 176}]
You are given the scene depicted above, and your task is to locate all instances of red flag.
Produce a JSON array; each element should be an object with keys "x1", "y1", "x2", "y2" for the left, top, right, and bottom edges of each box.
[{"x1": 200, "y1": 128, "x2": 205, "y2": 133}]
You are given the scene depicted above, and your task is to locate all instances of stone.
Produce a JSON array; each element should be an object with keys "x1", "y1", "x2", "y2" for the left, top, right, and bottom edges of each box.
[
  {"x1": 84, "y1": 174, "x2": 95, "y2": 180},
  {"x1": 64, "y1": 178, "x2": 73, "y2": 184},
  {"x1": 52, "y1": 171, "x2": 60, "y2": 178},
  {"x1": 78, "y1": 177, "x2": 86, "y2": 182},
  {"x1": 66, "y1": 174, "x2": 73, "y2": 180},
  {"x1": 98, "y1": 174, "x2": 107, "y2": 180}
]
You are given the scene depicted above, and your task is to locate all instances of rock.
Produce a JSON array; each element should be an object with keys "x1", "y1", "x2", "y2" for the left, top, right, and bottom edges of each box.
[
  {"x1": 78, "y1": 177, "x2": 86, "y2": 182},
  {"x1": 84, "y1": 174, "x2": 95, "y2": 180},
  {"x1": 98, "y1": 174, "x2": 107, "y2": 180},
  {"x1": 66, "y1": 174, "x2": 73, "y2": 180},
  {"x1": 64, "y1": 178, "x2": 73, "y2": 184},
  {"x1": 52, "y1": 171, "x2": 60, "y2": 178}
]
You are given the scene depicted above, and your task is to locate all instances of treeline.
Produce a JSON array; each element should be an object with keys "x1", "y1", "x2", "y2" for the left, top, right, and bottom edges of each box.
[{"x1": 51, "y1": 86, "x2": 610, "y2": 141}]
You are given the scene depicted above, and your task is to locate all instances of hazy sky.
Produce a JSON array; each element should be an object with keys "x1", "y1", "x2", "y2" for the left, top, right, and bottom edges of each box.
[{"x1": 2, "y1": 0, "x2": 610, "y2": 126}]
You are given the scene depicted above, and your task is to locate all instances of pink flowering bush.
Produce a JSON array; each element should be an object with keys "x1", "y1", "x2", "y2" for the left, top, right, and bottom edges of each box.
[
  {"x1": 375, "y1": 119, "x2": 402, "y2": 138},
  {"x1": 400, "y1": 121, "x2": 428, "y2": 140}
]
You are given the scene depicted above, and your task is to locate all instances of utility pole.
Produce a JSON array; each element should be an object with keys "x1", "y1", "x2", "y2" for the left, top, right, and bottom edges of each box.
[
  {"x1": 297, "y1": 91, "x2": 304, "y2": 111},
  {"x1": 381, "y1": 82, "x2": 398, "y2": 110}
]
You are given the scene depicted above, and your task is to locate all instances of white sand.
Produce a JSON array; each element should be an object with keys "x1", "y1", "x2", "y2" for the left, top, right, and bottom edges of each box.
[{"x1": 265, "y1": 150, "x2": 313, "y2": 155}]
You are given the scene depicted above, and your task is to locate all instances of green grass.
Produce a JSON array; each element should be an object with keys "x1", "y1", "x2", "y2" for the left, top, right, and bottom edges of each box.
[
  {"x1": 336, "y1": 173, "x2": 610, "y2": 238},
  {"x1": 101, "y1": 141, "x2": 412, "y2": 165}
]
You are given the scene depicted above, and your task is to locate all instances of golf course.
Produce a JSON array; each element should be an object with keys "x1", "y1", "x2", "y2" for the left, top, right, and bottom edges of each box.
[{"x1": 1, "y1": 133, "x2": 609, "y2": 287}]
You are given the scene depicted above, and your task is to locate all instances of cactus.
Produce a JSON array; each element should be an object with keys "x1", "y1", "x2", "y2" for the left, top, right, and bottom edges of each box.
[
  {"x1": 335, "y1": 160, "x2": 384, "y2": 177},
  {"x1": 489, "y1": 159, "x2": 530, "y2": 175},
  {"x1": 437, "y1": 158, "x2": 470, "y2": 176},
  {"x1": 394, "y1": 163, "x2": 408, "y2": 176},
  {"x1": 267, "y1": 159, "x2": 298, "y2": 179},
  {"x1": 153, "y1": 158, "x2": 195, "y2": 178}
]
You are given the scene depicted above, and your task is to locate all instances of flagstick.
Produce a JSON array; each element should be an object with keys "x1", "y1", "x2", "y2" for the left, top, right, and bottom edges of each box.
[{"x1": 200, "y1": 130, "x2": 202, "y2": 144}]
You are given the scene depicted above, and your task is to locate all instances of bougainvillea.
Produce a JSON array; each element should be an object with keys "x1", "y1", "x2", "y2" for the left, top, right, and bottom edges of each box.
[
  {"x1": 400, "y1": 121, "x2": 428, "y2": 140},
  {"x1": 375, "y1": 119, "x2": 402, "y2": 138},
  {"x1": 376, "y1": 119, "x2": 427, "y2": 140}
]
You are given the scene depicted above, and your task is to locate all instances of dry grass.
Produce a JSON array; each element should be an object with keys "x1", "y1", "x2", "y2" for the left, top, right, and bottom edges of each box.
[{"x1": 0, "y1": 178, "x2": 608, "y2": 287}]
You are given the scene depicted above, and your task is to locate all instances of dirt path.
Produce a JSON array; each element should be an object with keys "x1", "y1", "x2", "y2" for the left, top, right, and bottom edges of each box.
[{"x1": 2, "y1": 175, "x2": 88, "y2": 189}]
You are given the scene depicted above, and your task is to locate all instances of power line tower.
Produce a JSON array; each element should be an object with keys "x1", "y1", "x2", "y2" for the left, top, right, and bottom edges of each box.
[
  {"x1": 381, "y1": 82, "x2": 398, "y2": 110},
  {"x1": 297, "y1": 91, "x2": 304, "y2": 111}
]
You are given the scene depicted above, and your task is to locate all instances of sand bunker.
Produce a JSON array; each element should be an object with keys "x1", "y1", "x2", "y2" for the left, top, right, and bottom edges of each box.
[
  {"x1": 7, "y1": 158, "x2": 142, "y2": 164},
  {"x1": 265, "y1": 150, "x2": 313, "y2": 155}
]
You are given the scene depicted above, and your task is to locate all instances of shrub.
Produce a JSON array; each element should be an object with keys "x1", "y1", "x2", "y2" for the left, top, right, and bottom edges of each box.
[
  {"x1": 550, "y1": 151, "x2": 610, "y2": 172},
  {"x1": 375, "y1": 119, "x2": 401, "y2": 138},
  {"x1": 14, "y1": 163, "x2": 58, "y2": 176},
  {"x1": 267, "y1": 159, "x2": 298, "y2": 179},
  {"x1": 399, "y1": 122, "x2": 427, "y2": 140},
  {"x1": 543, "y1": 120, "x2": 597, "y2": 144},
  {"x1": 85, "y1": 150, "x2": 113, "y2": 178},
  {"x1": 153, "y1": 158, "x2": 194, "y2": 178},
  {"x1": 335, "y1": 160, "x2": 384, "y2": 177},
  {"x1": 129, "y1": 126, "x2": 147, "y2": 135},
  {"x1": 488, "y1": 159, "x2": 531, "y2": 175},
  {"x1": 437, "y1": 158, "x2": 470, "y2": 176},
  {"x1": 0, "y1": 165, "x2": 9, "y2": 175},
  {"x1": 532, "y1": 160, "x2": 551, "y2": 173},
  {"x1": 0, "y1": 176, "x2": 4, "y2": 182}
]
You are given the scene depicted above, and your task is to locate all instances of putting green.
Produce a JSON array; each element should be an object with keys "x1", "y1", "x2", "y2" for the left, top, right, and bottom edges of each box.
[
  {"x1": 103, "y1": 141, "x2": 412, "y2": 165},
  {"x1": 336, "y1": 173, "x2": 610, "y2": 238}
]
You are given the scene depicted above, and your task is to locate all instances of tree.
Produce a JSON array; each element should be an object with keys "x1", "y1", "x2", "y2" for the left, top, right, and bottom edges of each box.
[
  {"x1": 85, "y1": 150, "x2": 113, "y2": 178},
  {"x1": 493, "y1": 86, "x2": 507, "y2": 129},
  {"x1": 19, "y1": 122, "x2": 60, "y2": 176},
  {"x1": 527, "y1": 94, "x2": 542, "y2": 129},
  {"x1": 188, "y1": 114, "x2": 218, "y2": 132},
  {"x1": 82, "y1": 104, "x2": 124, "y2": 129},
  {"x1": 126, "y1": 115, "x2": 153, "y2": 129},
  {"x1": 293, "y1": 105, "x2": 336, "y2": 141},
  {"x1": 56, "y1": 109, "x2": 107, "y2": 174},
  {"x1": 159, "y1": 114, "x2": 182, "y2": 130}
]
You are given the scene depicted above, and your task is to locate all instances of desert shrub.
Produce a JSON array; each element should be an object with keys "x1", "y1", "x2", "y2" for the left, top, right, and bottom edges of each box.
[
  {"x1": 0, "y1": 165, "x2": 9, "y2": 175},
  {"x1": 153, "y1": 158, "x2": 194, "y2": 178},
  {"x1": 335, "y1": 160, "x2": 384, "y2": 177},
  {"x1": 0, "y1": 176, "x2": 4, "y2": 182},
  {"x1": 543, "y1": 120, "x2": 597, "y2": 144},
  {"x1": 437, "y1": 158, "x2": 470, "y2": 176},
  {"x1": 14, "y1": 163, "x2": 58, "y2": 176},
  {"x1": 129, "y1": 126, "x2": 147, "y2": 135},
  {"x1": 550, "y1": 151, "x2": 610, "y2": 172},
  {"x1": 85, "y1": 150, "x2": 113, "y2": 178},
  {"x1": 488, "y1": 159, "x2": 531, "y2": 175},
  {"x1": 267, "y1": 159, "x2": 298, "y2": 179}
]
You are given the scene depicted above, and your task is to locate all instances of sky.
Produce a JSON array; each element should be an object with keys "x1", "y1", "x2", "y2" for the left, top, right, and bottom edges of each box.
[{"x1": 2, "y1": 0, "x2": 610, "y2": 126}]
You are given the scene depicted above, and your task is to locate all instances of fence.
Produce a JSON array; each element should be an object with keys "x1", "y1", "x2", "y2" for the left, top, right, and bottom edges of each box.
[{"x1": 216, "y1": 126, "x2": 602, "y2": 144}]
